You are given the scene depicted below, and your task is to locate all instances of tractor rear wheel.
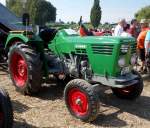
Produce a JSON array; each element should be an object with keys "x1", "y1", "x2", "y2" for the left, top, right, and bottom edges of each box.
[
  {"x1": 0, "y1": 88, "x2": 13, "y2": 128},
  {"x1": 64, "y1": 79, "x2": 99, "y2": 122},
  {"x1": 111, "y1": 71, "x2": 143, "y2": 100},
  {"x1": 8, "y1": 43, "x2": 42, "y2": 95}
]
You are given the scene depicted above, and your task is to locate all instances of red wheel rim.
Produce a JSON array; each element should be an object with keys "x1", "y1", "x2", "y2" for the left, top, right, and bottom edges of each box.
[
  {"x1": 68, "y1": 88, "x2": 88, "y2": 116},
  {"x1": 117, "y1": 86, "x2": 134, "y2": 95},
  {"x1": 10, "y1": 52, "x2": 27, "y2": 87}
]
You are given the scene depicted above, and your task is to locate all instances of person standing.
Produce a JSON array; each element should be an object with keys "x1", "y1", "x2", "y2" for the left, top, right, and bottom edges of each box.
[
  {"x1": 144, "y1": 29, "x2": 150, "y2": 71},
  {"x1": 137, "y1": 19, "x2": 149, "y2": 72},
  {"x1": 121, "y1": 24, "x2": 132, "y2": 37},
  {"x1": 129, "y1": 19, "x2": 139, "y2": 38},
  {"x1": 114, "y1": 19, "x2": 126, "y2": 36},
  {"x1": 145, "y1": 30, "x2": 150, "y2": 56}
]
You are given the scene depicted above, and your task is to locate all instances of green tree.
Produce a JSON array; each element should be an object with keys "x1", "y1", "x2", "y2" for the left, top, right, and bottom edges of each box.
[
  {"x1": 6, "y1": 0, "x2": 15, "y2": 9},
  {"x1": 6, "y1": 0, "x2": 56, "y2": 26},
  {"x1": 90, "y1": 0, "x2": 102, "y2": 28},
  {"x1": 135, "y1": 5, "x2": 150, "y2": 21},
  {"x1": 6, "y1": 0, "x2": 24, "y2": 17},
  {"x1": 34, "y1": 0, "x2": 56, "y2": 25},
  {"x1": 26, "y1": 0, "x2": 37, "y2": 25}
]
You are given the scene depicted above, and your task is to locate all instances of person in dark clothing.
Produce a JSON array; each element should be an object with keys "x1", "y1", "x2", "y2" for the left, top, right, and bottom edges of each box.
[{"x1": 129, "y1": 19, "x2": 139, "y2": 38}]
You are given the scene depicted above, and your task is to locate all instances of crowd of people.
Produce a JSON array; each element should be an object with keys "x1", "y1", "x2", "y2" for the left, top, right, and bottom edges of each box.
[{"x1": 113, "y1": 18, "x2": 150, "y2": 73}]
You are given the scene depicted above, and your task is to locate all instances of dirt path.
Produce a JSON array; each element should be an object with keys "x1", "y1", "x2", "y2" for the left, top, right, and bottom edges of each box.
[{"x1": 0, "y1": 69, "x2": 150, "y2": 128}]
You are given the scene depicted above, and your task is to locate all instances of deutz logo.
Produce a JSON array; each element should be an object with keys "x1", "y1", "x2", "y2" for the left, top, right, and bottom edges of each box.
[{"x1": 75, "y1": 45, "x2": 87, "y2": 49}]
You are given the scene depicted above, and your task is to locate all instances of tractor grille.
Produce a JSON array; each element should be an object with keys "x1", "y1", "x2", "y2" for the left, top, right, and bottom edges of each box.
[
  {"x1": 131, "y1": 43, "x2": 136, "y2": 54},
  {"x1": 75, "y1": 48, "x2": 87, "y2": 54},
  {"x1": 91, "y1": 44, "x2": 114, "y2": 55}
]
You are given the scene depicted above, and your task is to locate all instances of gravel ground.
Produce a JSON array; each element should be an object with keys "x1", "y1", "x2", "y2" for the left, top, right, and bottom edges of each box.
[{"x1": 0, "y1": 67, "x2": 150, "y2": 128}]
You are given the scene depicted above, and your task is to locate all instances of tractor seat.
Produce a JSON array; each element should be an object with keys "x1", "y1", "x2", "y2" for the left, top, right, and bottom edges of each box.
[{"x1": 39, "y1": 28, "x2": 57, "y2": 42}]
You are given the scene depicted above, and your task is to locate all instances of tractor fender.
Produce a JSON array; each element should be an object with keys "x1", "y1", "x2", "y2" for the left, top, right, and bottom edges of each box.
[{"x1": 5, "y1": 34, "x2": 29, "y2": 50}]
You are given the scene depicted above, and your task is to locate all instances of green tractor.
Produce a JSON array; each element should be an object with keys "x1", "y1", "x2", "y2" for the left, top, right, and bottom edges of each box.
[
  {"x1": 3, "y1": 27, "x2": 143, "y2": 122},
  {"x1": 0, "y1": 10, "x2": 143, "y2": 122}
]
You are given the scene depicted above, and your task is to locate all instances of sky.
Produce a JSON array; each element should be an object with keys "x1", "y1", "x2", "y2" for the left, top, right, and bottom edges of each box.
[{"x1": 0, "y1": 0, "x2": 150, "y2": 23}]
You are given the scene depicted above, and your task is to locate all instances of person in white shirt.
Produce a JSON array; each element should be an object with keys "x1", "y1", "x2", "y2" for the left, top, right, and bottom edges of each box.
[
  {"x1": 145, "y1": 30, "x2": 150, "y2": 55},
  {"x1": 114, "y1": 19, "x2": 126, "y2": 36},
  {"x1": 121, "y1": 24, "x2": 132, "y2": 37}
]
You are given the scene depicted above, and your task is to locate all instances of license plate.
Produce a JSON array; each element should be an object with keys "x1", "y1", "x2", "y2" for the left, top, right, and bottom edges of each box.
[{"x1": 121, "y1": 67, "x2": 130, "y2": 75}]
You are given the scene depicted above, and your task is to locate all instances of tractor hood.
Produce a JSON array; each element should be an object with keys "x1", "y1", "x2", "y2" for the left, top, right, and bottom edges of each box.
[
  {"x1": 67, "y1": 36, "x2": 132, "y2": 44},
  {"x1": 57, "y1": 29, "x2": 135, "y2": 45}
]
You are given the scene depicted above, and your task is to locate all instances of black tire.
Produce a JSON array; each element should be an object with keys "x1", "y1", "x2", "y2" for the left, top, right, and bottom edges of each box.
[
  {"x1": 111, "y1": 70, "x2": 143, "y2": 100},
  {"x1": 0, "y1": 88, "x2": 13, "y2": 128},
  {"x1": 8, "y1": 42, "x2": 43, "y2": 95},
  {"x1": 64, "y1": 79, "x2": 99, "y2": 122}
]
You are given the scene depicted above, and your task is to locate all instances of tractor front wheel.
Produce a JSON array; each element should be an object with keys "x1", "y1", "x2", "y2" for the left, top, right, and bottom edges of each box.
[
  {"x1": 111, "y1": 71, "x2": 143, "y2": 100},
  {"x1": 8, "y1": 43, "x2": 42, "y2": 95},
  {"x1": 64, "y1": 79, "x2": 99, "y2": 122}
]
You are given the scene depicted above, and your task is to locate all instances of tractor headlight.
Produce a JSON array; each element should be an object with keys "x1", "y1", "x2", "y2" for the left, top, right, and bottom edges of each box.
[
  {"x1": 130, "y1": 54, "x2": 137, "y2": 65},
  {"x1": 118, "y1": 57, "x2": 126, "y2": 67},
  {"x1": 121, "y1": 44, "x2": 129, "y2": 54}
]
